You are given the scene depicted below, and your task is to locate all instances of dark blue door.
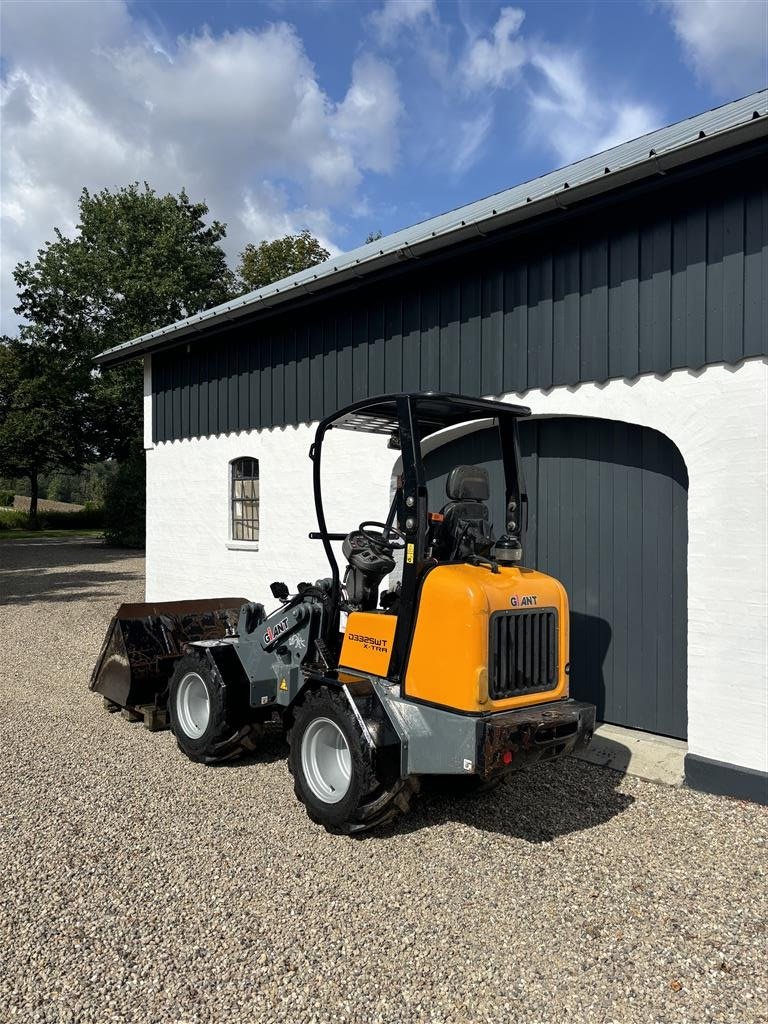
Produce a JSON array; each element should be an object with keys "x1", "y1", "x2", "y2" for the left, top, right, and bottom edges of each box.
[{"x1": 424, "y1": 417, "x2": 688, "y2": 739}]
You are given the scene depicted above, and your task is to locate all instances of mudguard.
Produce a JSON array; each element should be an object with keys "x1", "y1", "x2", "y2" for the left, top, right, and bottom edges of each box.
[
  {"x1": 187, "y1": 639, "x2": 252, "y2": 697},
  {"x1": 319, "y1": 672, "x2": 403, "y2": 787}
]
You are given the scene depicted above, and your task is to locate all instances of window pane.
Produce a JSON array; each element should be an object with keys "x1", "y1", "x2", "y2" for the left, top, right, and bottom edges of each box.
[
  {"x1": 233, "y1": 457, "x2": 259, "y2": 481},
  {"x1": 231, "y1": 457, "x2": 260, "y2": 542}
]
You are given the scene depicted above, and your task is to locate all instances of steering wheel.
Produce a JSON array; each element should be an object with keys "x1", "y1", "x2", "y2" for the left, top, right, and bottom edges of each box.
[{"x1": 358, "y1": 520, "x2": 406, "y2": 550}]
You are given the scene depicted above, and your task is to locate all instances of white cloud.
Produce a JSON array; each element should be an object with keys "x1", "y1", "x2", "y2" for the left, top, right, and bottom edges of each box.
[
  {"x1": 0, "y1": 2, "x2": 402, "y2": 332},
  {"x1": 334, "y1": 54, "x2": 402, "y2": 174},
  {"x1": 455, "y1": 7, "x2": 660, "y2": 165},
  {"x1": 462, "y1": 6, "x2": 527, "y2": 91},
  {"x1": 661, "y1": 0, "x2": 768, "y2": 95},
  {"x1": 369, "y1": 0, "x2": 437, "y2": 45},
  {"x1": 451, "y1": 109, "x2": 494, "y2": 175},
  {"x1": 527, "y1": 49, "x2": 661, "y2": 163},
  {"x1": 368, "y1": 0, "x2": 450, "y2": 86},
  {"x1": 240, "y1": 183, "x2": 339, "y2": 257}
]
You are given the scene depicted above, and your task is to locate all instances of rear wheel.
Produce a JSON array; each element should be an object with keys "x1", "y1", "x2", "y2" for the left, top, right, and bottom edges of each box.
[
  {"x1": 301, "y1": 717, "x2": 353, "y2": 804},
  {"x1": 287, "y1": 686, "x2": 418, "y2": 834},
  {"x1": 169, "y1": 653, "x2": 263, "y2": 764}
]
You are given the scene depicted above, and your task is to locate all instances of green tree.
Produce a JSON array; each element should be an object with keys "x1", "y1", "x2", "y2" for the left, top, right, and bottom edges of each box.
[
  {"x1": 365, "y1": 230, "x2": 383, "y2": 244},
  {"x1": 11, "y1": 183, "x2": 235, "y2": 540},
  {"x1": 103, "y1": 452, "x2": 146, "y2": 549},
  {"x1": 13, "y1": 182, "x2": 235, "y2": 461},
  {"x1": 238, "y1": 229, "x2": 330, "y2": 292},
  {"x1": 46, "y1": 472, "x2": 71, "y2": 503},
  {"x1": 82, "y1": 461, "x2": 118, "y2": 506},
  {"x1": 0, "y1": 338, "x2": 86, "y2": 524}
]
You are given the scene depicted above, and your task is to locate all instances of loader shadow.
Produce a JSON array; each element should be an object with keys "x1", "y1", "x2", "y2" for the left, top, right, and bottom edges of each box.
[
  {"x1": 374, "y1": 757, "x2": 635, "y2": 843},
  {"x1": 567, "y1": 610, "x2": 611, "y2": 727},
  {"x1": 217, "y1": 724, "x2": 290, "y2": 767},
  {"x1": 221, "y1": 734, "x2": 635, "y2": 841}
]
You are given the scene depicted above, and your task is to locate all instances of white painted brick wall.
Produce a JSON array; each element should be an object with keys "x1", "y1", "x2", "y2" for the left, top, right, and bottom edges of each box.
[
  {"x1": 145, "y1": 357, "x2": 768, "y2": 774},
  {"x1": 145, "y1": 422, "x2": 395, "y2": 605}
]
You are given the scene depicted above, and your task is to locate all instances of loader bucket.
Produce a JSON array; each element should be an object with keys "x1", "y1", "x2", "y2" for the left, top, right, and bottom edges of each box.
[{"x1": 90, "y1": 598, "x2": 247, "y2": 709}]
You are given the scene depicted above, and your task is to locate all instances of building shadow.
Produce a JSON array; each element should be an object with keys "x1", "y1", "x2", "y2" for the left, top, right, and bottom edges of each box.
[{"x1": 0, "y1": 569, "x2": 141, "y2": 606}]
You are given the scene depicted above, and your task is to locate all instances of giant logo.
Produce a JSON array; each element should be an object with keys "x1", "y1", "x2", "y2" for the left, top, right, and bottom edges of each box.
[{"x1": 264, "y1": 617, "x2": 289, "y2": 644}]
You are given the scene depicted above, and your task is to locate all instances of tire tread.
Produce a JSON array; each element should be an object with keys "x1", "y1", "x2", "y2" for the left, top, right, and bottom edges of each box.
[
  {"x1": 169, "y1": 652, "x2": 263, "y2": 765},
  {"x1": 287, "y1": 686, "x2": 417, "y2": 834}
]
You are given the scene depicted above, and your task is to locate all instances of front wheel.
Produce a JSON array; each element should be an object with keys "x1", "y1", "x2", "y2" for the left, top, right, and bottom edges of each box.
[
  {"x1": 169, "y1": 653, "x2": 262, "y2": 764},
  {"x1": 287, "y1": 687, "x2": 417, "y2": 834}
]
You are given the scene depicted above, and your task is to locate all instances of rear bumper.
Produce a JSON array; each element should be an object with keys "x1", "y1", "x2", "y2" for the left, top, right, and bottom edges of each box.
[{"x1": 476, "y1": 699, "x2": 595, "y2": 778}]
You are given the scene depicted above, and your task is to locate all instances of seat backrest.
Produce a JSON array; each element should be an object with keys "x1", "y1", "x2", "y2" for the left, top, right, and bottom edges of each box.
[
  {"x1": 433, "y1": 465, "x2": 494, "y2": 560},
  {"x1": 445, "y1": 465, "x2": 490, "y2": 502}
]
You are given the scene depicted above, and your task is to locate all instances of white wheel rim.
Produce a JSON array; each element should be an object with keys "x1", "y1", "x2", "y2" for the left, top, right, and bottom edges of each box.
[
  {"x1": 301, "y1": 717, "x2": 352, "y2": 804},
  {"x1": 176, "y1": 671, "x2": 210, "y2": 739}
]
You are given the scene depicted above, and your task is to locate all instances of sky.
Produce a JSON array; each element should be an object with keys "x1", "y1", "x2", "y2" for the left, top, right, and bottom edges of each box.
[{"x1": 1, "y1": 0, "x2": 767, "y2": 334}]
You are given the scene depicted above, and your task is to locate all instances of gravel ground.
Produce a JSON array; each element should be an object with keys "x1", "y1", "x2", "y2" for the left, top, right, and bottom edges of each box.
[{"x1": 1, "y1": 539, "x2": 766, "y2": 1024}]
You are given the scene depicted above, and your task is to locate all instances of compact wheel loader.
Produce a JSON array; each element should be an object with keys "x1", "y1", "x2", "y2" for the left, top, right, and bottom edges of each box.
[{"x1": 91, "y1": 393, "x2": 595, "y2": 833}]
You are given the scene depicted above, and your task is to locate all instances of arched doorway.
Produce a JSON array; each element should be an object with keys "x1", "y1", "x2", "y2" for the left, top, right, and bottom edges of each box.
[{"x1": 424, "y1": 417, "x2": 688, "y2": 739}]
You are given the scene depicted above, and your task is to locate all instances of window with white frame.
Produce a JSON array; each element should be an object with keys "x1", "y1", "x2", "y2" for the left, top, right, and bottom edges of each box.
[{"x1": 230, "y1": 457, "x2": 259, "y2": 541}]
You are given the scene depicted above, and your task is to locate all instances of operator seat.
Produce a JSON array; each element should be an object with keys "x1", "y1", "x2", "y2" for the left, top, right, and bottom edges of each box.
[{"x1": 432, "y1": 465, "x2": 494, "y2": 561}]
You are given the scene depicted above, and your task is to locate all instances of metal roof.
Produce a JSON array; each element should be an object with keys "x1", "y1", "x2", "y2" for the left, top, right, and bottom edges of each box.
[{"x1": 95, "y1": 89, "x2": 768, "y2": 367}]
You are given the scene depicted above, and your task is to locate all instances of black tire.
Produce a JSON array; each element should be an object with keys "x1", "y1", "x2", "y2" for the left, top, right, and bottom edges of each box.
[
  {"x1": 168, "y1": 652, "x2": 263, "y2": 765},
  {"x1": 287, "y1": 686, "x2": 418, "y2": 834}
]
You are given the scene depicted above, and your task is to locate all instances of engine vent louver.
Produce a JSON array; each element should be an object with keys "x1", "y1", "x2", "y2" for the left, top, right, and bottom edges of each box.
[{"x1": 489, "y1": 609, "x2": 558, "y2": 700}]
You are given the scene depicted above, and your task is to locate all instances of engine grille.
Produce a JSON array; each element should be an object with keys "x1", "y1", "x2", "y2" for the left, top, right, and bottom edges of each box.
[{"x1": 489, "y1": 609, "x2": 558, "y2": 700}]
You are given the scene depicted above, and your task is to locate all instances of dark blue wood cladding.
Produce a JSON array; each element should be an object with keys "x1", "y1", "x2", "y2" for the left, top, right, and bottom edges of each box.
[
  {"x1": 152, "y1": 155, "x2": 767, "y2": 442},
  {"x1": 423, "y1": 418, "x2": 689, "y2": 739}
]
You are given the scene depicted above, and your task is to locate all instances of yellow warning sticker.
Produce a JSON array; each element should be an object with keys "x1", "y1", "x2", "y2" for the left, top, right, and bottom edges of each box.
[
  {"x1": 406, "y1": 543, "x2": 415, "y2": 564},
  {"x1": 279, "y1": 678, "x2": 288, "y2": 691}
]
